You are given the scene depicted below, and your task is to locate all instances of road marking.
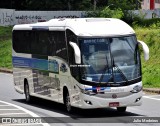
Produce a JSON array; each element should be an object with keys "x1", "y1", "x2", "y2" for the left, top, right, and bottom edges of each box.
[
  {"x1": 0, "y1": 100, "x2": 50, "y2": 126},
  {"x1": 146, "y1": 95, "x2": 160, "y2": 98},
  {"x1": 0, "y1": 113, "x2": 27, "y2": 115},
  {"x1": 0, "y1": 105, "x2": 11, "y2": 106},
  {"x1": 143, "y1": 96, "x2": 160, "y2": 101},
  {"x1": 0, "y1": 100, "x2": 38, "y2": 117},
  {"x1": 0, "y1": 109, "x2": 20, "y2": 110}
]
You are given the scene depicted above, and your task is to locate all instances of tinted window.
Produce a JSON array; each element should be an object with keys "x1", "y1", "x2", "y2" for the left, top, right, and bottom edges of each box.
[
  {"x1": 31, "y1": 31, "x2": 54, "y2": 56},
  {"x1": 54, "y1": 31, "x2": 67, "y2": 61},
  {"x1": 13, "y1": 30, "x2": 67, "y2": 61},
  {"x1": 13, "y1": 30, "x2": 33, "y2": 53}
]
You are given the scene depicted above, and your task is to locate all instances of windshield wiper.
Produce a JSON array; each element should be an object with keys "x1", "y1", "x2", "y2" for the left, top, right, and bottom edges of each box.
[
  {"x1": 98, "y1": 55, "x2": 112, "y2": 85},
  {"x1": 112, "y1": 58, "x2": 129, "y2": 84}
]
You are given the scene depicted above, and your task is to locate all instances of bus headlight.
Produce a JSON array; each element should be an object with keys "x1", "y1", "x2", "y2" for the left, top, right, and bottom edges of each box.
[
  {"x1": 76, "y1": 85, "x2": 97, "y2": 95},
  {"x1": 130, "y1": 85, "x2": 142, "y2": 93},
  {"x1": 78, "y1": 87, "x2": 96, "y2": 95},
  {"x1": 81, "y1": 89, "x2": 96, "y2": 95}
]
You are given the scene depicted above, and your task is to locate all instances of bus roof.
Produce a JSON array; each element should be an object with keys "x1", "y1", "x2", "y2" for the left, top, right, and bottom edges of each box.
[{"x1": 13, "y1": 18, "x2": 135, "y2": 37}]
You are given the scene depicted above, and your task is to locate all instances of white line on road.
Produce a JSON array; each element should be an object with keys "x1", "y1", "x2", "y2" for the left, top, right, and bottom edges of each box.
[
  {"x1": 143, "y1": 96, "x2": 160, "y2": 101},
  {"x1": 0, "y1": 105, "x2": 11, "y2": 106},
  {"x1": 145, "y1": 95, "x2": 160, "y2": 98},
  {"x1": 0, "y1": 100, "x2": 38, "y2": 117},
  {"x1": 0, "y1": 100, "x2": 50, "y2": 126},
  {"x1": 0, "y1": 113, "x2": 27, "y2": 116},
  {"x1": 0, "y1": 109, "x2": 20, "y2": 110}
]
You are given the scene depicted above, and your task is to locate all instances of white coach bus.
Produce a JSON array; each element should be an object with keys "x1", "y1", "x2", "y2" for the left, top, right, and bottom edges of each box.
[{"x1": 12, "y1": 18, "x2": 149, "y2": 112}]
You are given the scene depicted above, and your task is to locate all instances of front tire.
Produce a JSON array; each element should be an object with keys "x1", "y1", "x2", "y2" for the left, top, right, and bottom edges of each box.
[
  {"x1": 24, "y1": 81, "x2": 31, "y2": 102},
  {"x1": 64, "y1": 92, "x2": 72, "y2": 113},
  {"x1": 117, "y1": 107, "x2": 127, "y2": 112}
]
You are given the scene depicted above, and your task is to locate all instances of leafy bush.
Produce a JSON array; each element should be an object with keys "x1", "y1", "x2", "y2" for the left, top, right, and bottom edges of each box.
[
  {"x1": 0, "y1": 26, "x2": 12, "y2": 41},
  {"x1": 121, "y1": 10, "x2": 145, "y2": 26},
  {"x1": 133, "y1": 18, "x2": 160, "y2": 28},
  {"x1": 86, "y1": 7, "x2": 124, "y2": 19},
  {"x1": 135, "y1": 28, "x2": 160, "y2": 87},
  {"x1": 0, "y1": 39, "x2": 12, "y2": 69}
]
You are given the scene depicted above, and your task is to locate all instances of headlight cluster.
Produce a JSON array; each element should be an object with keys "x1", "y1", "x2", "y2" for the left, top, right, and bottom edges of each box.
[
  {"x1": 78, "y1": 87, "x2": 96, "y2": 95},
  {"x1": 130, "y1": 85, "x2": 142, "y2": 93}
]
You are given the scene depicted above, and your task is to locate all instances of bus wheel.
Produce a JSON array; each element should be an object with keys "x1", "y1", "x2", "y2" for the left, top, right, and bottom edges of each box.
[
  {"x1": 24, "y1": 81, "x2": 31, "y2": 102},
  {"x1": 117, "y1": 107, "x2": 126, "y2": 112},
  {"x1": 65, "y1": 92, "x2": 72, "y2": 112}
]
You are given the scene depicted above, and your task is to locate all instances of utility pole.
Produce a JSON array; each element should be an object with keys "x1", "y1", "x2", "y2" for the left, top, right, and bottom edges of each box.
[
  {"x1": 68, "y1": 0, "x2": 71, "y2": 10},
  {"x1": 136, "y1": 0, "x2": 138, "y2": 10},
  {"x1": 94, "y1": 0, "x2": 97, "y2": 11},
  {"x1": 11, "y1": 0, "x2": 12, "y2": 9}
]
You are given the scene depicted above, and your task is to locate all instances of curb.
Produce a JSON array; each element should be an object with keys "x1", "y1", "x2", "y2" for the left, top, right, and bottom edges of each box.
[
  {"x1": 0, "y1": 68, "x2": 160, "y2": 94},
  {"x1": 0, "y1": 68, "x2": 13, "y2": 74},
  {"x1": 143, "y1": 88, "x2": 160, "y2": 94}
]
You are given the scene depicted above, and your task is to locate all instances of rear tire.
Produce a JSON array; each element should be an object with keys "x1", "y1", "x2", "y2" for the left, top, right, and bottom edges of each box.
[
  {"x1": 117, "y1": 107, "x2": 126, "y2": 112},
  {"x1": 24, "y1": 81, "x2": 31, "y2": 103}
]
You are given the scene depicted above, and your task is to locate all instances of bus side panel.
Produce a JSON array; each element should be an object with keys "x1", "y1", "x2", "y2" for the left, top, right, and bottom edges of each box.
[
  {"x1": 12, "y1": 50, "x2": 34, "y2": 94},
  {"x1": 13, "y1": 67, "x2": 34, "y2": 94}
]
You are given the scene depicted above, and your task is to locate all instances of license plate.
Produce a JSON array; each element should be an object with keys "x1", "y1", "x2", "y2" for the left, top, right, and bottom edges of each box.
[{"x1": 109, "y1": 102, "x2": 119, "y2": 107}]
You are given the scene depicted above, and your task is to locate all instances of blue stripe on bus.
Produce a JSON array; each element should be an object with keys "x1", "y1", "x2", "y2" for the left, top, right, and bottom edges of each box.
[
  {"x1": 12, "y1": 56, "x2": 48, "y2": 71},
  {"x1": 85, "y1": 87, "x2": 111, "y2": 91}
]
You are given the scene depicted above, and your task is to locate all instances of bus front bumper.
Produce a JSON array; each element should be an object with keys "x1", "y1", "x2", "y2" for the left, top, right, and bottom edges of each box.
[{"x1": 76, "y1": 91, "x2": 143, "y2": 109}]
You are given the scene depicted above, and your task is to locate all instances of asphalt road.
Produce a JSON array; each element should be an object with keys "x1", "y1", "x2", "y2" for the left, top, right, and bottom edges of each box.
[{"x1": 0, "y1": 73, "x2": 160, "y2": 126}]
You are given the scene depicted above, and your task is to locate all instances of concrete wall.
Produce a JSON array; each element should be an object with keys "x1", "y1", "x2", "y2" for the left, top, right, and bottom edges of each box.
[
  {"x1": 0, "y1": 9, "x2": 86, "y2": 26},
  {"x1": 0, "y1": 9, "x2": 15, "y2": 26},
  {"x1": 1, "y1": 8, "x2": 160, "y2": 26},
  {"x1": 134, "y1": 9, "x2": 160, "y2": 18},
  {"x1": 14, "y1": 11, "x2": 86, "y2": 24}
]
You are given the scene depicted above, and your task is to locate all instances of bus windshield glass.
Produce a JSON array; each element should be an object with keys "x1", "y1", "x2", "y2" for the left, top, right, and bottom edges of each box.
[{"x1": 79, "y1": 36, "x2": 141, "y2": 85}]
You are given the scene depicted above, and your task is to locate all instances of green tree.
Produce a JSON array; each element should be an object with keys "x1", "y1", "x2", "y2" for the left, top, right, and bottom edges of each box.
[
  {"x1": 87, "y1": 7, "x2": 124, "y2": 19},
  {"x1": 107, "y1": 0, "x2": 142, "y2": 10}
]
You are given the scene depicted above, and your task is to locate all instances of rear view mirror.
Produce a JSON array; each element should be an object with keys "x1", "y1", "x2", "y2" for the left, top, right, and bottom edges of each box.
[
  {"x1": 138, "y1": 40, "x2": 149, "y2": 61},
  {"x1": 69, "y1": 42, "x2": 81, "y2": 64}
]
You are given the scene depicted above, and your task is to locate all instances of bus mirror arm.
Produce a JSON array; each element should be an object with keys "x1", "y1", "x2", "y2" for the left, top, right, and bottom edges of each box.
[
  {"x1": 69, "y1": 42, "x2": 81, "y2": 64},
  {"x1": 138, "y1": 40, "x2": 149, "y2": 61}
]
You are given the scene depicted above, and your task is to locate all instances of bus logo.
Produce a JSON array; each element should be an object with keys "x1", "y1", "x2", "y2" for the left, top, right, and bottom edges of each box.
[
  {"x1": 112, "y1": 94, "x2": 117, "y2": 99},
  {"x1": 60, "y1": 63, "x2": 67, "y2": 73}
]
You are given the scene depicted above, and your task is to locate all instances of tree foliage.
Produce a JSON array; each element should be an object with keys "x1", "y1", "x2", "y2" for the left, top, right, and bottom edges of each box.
[
  {"x1": 108, "y1": 0, "x2": 142, "y2": 10},
  {"x1": 0, "y1": 0, "x2": 93, "y2": 10},
  {"x1": 0, "y1": 0, "x2": 142, "y2": 11},
  {"x1": 87, "y1": 7, "x2": 124, "y2": 19}
]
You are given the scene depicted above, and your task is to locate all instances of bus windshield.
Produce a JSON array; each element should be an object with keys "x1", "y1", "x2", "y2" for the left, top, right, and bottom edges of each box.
[{"x1": 79, "y1": 36, "x2": 141, "y2": 85}]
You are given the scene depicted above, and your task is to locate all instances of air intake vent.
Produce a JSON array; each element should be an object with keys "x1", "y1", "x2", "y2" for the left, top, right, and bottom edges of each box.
[{"x1": 86, "y1": 18, "x2": 110, "y2": 22}]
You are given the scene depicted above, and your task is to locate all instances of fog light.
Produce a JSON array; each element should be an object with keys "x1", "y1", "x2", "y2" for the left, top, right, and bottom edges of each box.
[
  {"x1": 84, "y1": 100, "x2": 92, "y2": 105},
  {"x1": 135, "y1": 97, "x2": 141, "y2": 102}
]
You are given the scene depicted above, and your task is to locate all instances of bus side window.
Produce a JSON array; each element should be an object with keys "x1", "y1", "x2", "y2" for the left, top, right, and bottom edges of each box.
[
  {"x1": 54, "y1": 31, "x2": 67, "y2": 61},
  {"x1": 30, "y1": 31, "x2": 56, "y2": 56},
  {"x1": 13, "y1": 30, "x2": 32, "y2": 54},
  {"x1": 31, "y1": 31, "x2": 40, "y2": 55},
  {"x1": 48, "y1": 32, "x2": 56, "y2": 56}
]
